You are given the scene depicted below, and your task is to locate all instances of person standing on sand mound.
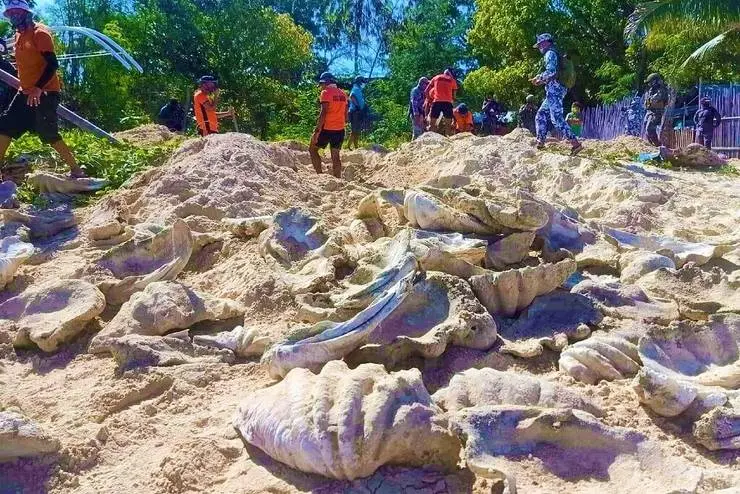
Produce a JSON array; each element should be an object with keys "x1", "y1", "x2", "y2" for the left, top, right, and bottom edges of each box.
[
  {"x1": 193, "y1": 76, "x2": 233, "y2": 137},
  {"x1": 309, "y1": 72, "x2": 347, "y2": 179},
  {"x1": 0, "y1": 0, "x2": 85, "y2": 178},
  {"x1": 529, "y1": 33, "x2": 582, "y2": 156}
]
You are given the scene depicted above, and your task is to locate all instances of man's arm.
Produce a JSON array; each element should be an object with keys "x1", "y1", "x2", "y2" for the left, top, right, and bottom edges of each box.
[
  {"x1": 425, "y1": 79, "x2": 434, "y2": 98},
  {"x1": 533, "y1": 51, "x2": 557, "y2": 85},
  {"x1": 34, "y1": 52, "x2": 58, "y2": 90},
  {"x1": 714, "y1": 109, "x2": 722, "y2": 128}
]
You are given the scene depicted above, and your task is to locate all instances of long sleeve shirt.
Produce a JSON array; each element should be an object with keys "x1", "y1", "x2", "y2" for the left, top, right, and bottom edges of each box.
[
  {"x1": 535, "y1": 49, "x2": 558, "y2": 85},
  {"x1": 410, "y1": 86, "x2": 425, "y2": 116},
  {"x1": 694, "y1": 107, "x2": 722, "y2": 129}
]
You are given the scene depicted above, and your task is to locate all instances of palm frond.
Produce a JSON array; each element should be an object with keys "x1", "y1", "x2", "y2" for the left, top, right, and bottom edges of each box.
[
  {"x1": 680, "y1": 26, "x2": 738, "y2": 67},
  {"x1": 625, "y1": 0, "x2": 740, "y2": 39}
]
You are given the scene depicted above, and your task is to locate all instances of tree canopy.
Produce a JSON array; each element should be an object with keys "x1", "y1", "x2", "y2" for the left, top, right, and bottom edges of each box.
[{"x1": 10, "y1": 0, "x2": 737, "y2": 142}]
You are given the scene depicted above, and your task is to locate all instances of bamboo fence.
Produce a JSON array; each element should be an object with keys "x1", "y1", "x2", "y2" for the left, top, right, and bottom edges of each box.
[{"x1": 581, "y1": 83, "x2": 740, "y2": 157}]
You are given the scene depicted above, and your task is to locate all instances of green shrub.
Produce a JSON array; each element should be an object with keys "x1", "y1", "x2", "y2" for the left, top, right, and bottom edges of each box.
[{"x1": 7, "y1": 130, "x2": 180, "y2": 205}]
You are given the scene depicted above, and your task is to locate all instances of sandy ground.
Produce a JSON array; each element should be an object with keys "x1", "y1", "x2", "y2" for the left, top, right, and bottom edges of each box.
[{"x1": 1, "y1": 129, "x2": 739, "y2": 493}]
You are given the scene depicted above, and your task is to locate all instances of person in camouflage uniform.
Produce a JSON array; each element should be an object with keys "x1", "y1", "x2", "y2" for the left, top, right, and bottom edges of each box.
[
  {"x1": 518, "y1": 94, "x2": 538, "y2": 136},
  {"x1": 530, "y1": 33, "x2": 582, "y2": 155},
  {"x1": 622, "y1": 92, "x2": 643, "y2": 137},
  {"x1": 693, "y1": 97, "x2": 722, "y2": 149},
  {"x1": 643, "y1": 73, "x2": 669, "y2": 146}
]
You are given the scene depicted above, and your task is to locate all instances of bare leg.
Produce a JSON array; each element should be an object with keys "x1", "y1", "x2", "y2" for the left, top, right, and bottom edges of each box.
[
  {"x1": 0, "y1": 135, "x2": 11, "y2": 163},
  {"x1": 429, "y1": 113, "x2": 438, "y2": 133},
  {"x1": 50, "y1": 140, "x2": 82, "y2": 175},
  {"x1": 330, "y1": 148, "x2": 342, "y2": 178},
  {"x1": 309, "y1": 144, "x2": 323, "y2": 174}
]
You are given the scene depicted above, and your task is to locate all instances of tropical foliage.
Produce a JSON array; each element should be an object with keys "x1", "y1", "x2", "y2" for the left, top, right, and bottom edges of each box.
[{"x1": 3, "y1": 0, "x2": 737, "y2": 146}]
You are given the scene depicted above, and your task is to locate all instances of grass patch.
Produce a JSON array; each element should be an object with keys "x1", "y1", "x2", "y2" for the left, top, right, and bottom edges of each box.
[{"x1": 6, "y1": 130, "x2": 180, "y2": 205}]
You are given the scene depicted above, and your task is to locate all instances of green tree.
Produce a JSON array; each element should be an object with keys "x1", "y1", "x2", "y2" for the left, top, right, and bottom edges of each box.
[
  {"x1": 625, "y1": 0, "x2": 740, "y2": 67},
  {"x1": 468, "y1": 0, "x2": 637, "y2": 106},
  {"x1": 385, "y1": 0, "x2": 472, "y2": 103}
]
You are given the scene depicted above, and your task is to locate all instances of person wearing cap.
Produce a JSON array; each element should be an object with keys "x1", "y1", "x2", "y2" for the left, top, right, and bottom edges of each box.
[
  {"x1": 529, "y1": 33, "x2": 582, "y2": 155},
  {"x1": 309, "y1": 72, "x2": 348, "y2": 178},
  {"x1": 409, "y1": 77, "x2": 429, "y2": 140},
  {"x1": 643, "y1": 73, "x2": 669, "y2": 146},
  {"x1": 426, "y1": 68, "x2": 458, "y2": 135},
  {"x1": 693, "y1": 97, "x2": 722, "y2": 149},
  {"x1": 193, "y1": 76, "x2": 232, "y2": 137},
  {"x1": 518, "y1": 94, "x2": 538, "y2": 136},
  {"x1": 347, "y1": 76, "x2": 366, "y2": 150},
  {"x1": 0, "y1": 0, "x2": 85, "y2": 178},
  {"x1": 453, "y1": 104, "x2": 474, "y2": 134}
]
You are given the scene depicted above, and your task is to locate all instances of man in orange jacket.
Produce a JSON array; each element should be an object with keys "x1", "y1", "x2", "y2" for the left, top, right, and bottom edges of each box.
[
  {"x1": 309, "y1": 72, "x2": 348, "y2": 179},
  {"x1": 0, "y1": 0, "x2": 85, "y2": 178},
  {"x1": 453, "y1": 104, "x2": 474, "y2": 134},
  {"x1": 193, "y1": 75, "x2": 233, "y2": 136}
]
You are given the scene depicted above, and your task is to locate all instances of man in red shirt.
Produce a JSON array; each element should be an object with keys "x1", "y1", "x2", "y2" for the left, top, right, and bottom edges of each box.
[
  {"x1": 0, "y1": 0, "x2": 85, "y2": 178},
  {"x1": 193, "y1": 75, "x2": 233, "y2": 136},
  {"x1": 309, "y1": 72, "x2": 347, "y2": 178},
  {"x1": 425, "y1": 68, "x2": 458, "y2": 135}
]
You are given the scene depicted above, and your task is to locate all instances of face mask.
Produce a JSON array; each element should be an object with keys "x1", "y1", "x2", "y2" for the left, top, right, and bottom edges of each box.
[{"x1": 7, "y1": 12, "x2": 31, "y2": 30}]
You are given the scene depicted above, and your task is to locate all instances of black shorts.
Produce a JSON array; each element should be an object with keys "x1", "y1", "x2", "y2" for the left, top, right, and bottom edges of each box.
[
  {"x1": 349, "y1": 110, "x2": 363, "y2": 133},
  {"x1": 430, "y1": 101, "x2": 453, "y2": 119},
  {"x1": 316, "y1": 129, "x2": 345, "y2": 149},
  {"x1": 0, "y1": 91, "x2": 62, "y2": 144}
]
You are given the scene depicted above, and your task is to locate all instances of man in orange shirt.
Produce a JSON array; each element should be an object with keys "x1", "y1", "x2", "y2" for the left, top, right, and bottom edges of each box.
[
  {"x1": 0, "y1": 0, "x2": 84, "y2": 178},
  {"x1": 425, "y1": 68, "x2": 458, "y2": 135},
  {"x1": 309, "y1": 72, "x2": 347, "y2": 178},
  {"x1": 193, "y1": 76, "x2": 233, "y2": 136},
  {"x1": 453, "y1": 104, "x2": 474, "y2": 134}
]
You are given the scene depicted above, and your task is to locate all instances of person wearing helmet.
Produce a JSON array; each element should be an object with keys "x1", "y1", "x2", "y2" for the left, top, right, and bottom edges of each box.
[
  {"x1": 309, "y1": 72, "x2": 348, "y2": 178},
  {"x1": 347, "y1": 76, "x2": 367, "y2": 150},
  {"x1": 693, "y1": 97, "x2": 722, "y2": 149},
  {"x1": 529, "y1": 33, "x2": 582, "y2": 155},
  {"x1": 453, "y1": 103, "x2": 474, "y2": 134},
  {"x1": 643, "y1": 73, "x2": 669, "y2": 146},
  {"x1": 193, "y1": 76, "x2": 233, "y2": 137},
  {"x1": 409, "y1": 77, "x2": 429, "y2": 140},
  {"x1": 426, "y1": 68, "x2": 458, "y2": 135},
  {"x1": 0, "y1": 0, "x2": 85, "y2": 178},
  {"x1": 518, "y1": 94, "x2": 538, "y2": 136}
]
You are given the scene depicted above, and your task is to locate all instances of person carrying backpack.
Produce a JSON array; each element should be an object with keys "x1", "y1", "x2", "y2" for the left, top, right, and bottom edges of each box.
[{"x1": 529, "y1": 33, "x2": 582, "y2": 156}]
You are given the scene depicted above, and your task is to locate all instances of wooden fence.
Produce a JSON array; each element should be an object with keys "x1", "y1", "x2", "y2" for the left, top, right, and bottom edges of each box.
[{"x1": 581, "y1": 83, "x2": 740, "y2": 157}]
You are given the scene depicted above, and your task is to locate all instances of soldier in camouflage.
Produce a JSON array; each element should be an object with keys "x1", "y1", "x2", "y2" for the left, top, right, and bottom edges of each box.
[
  {"x1": 693, "y1": 97, "x2": 722, "y2": 149},
  {"x1": 643, "y1": 73, "x2": 669, "y2": 146},
  {"x1": 530, "y1": 33, "x2": 582, "y2": 156},
  {"x1": 623, "y1": 92, "x2": 643, "y2": 137}
]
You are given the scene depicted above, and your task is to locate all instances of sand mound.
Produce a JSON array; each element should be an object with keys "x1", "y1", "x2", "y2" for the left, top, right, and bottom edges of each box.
[
  {"x1": 365, "y1": 130, "x2": 739, "y2": 244},
  {"x1": 114, "y1": 124, "x2": 179, "y2": 146}
]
